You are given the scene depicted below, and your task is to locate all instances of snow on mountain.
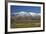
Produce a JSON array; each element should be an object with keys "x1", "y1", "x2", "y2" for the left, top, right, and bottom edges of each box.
[{"x1": 12, "y1": 11, "x2": 40, "y2": 16}]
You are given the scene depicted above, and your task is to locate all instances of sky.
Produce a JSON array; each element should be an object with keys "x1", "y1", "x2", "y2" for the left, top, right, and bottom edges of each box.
[{"x1": 11, "y1": 5, "x2": 41, "y2": 13}]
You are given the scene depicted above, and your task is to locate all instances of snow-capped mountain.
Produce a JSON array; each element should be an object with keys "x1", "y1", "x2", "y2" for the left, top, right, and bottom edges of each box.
[
  {"x1": 11, "y1": 11, "x2": 40, "y2": 20},
  {"x1": 12, "y1": 11, "x2": 40, "y2": 17}
]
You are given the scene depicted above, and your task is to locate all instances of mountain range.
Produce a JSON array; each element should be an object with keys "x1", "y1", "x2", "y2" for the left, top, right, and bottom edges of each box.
[
  {"x1": 11, "y1": 11, "x2": 40, "y2": 17},
  {"x1": 11, "y1": 11, "x2": 40, "y2": 20}
]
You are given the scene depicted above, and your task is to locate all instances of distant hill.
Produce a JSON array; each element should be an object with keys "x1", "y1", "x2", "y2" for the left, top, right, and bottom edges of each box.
[{"x1": 11, "y1": 11, "x2": 40, "y2": 20}]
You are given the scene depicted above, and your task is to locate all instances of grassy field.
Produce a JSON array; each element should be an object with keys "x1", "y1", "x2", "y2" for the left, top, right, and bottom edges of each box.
[{"x1": 11, "y1": 20, "x2": 41, "y2": 28}]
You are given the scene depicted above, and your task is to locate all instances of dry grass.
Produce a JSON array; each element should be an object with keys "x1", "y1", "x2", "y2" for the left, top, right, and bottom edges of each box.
[{"x1": 11, "y1": 20, "x2": 41, "y2": 28}]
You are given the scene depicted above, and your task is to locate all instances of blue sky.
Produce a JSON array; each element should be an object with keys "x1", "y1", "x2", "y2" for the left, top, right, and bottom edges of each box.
[{"x1": 11, "y1": 5, "x2": 41, "y2": 13}]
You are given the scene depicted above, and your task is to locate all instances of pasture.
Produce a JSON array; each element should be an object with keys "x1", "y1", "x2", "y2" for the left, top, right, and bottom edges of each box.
[{"x1": 11, "y1": 20, "x2": 41, "y2": 28}]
